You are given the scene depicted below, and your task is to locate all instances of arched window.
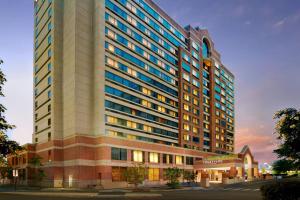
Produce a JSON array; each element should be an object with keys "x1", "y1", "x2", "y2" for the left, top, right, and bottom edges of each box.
[{"x1": 202, "y1": 40, "x2": 210, "y2": 58}]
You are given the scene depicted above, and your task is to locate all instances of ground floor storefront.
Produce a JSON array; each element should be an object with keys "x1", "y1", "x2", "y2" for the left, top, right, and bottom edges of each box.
[{"x1": 7, "y1": 136, "x2": 259, "y2": 188}]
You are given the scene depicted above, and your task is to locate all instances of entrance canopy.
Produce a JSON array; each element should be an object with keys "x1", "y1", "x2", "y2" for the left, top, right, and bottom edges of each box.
[{"x1": 194, "y1": 145, "x2": 258, "y2": 170}]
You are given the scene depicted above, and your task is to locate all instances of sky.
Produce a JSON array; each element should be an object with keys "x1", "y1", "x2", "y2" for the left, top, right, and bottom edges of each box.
[{"x1": 0, "y1": 0, "x2": 300, "y2": 164}]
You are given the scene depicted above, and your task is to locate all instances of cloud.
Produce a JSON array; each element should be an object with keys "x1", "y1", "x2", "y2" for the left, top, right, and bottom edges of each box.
[
  {"x1": 235, "y1": 127, "x2": 278, "y2": 163},
  {"x1": 273, "y1": 11, "x2": 300, "y2": 29},
  {"x1": 244, "y1": 20, "x2": 251, "y2": 25},
  {"x1": 273, "y1": 18, "x2": 286, "y2": 28}
]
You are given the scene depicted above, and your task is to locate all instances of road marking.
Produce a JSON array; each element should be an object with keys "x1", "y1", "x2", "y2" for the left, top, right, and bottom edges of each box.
[
  {"x1": 233, "y1": 188, "x2": 242, "y2": 191},
  {"x1": 243, "y1": 189, "x2": 251, "y2": 191}
]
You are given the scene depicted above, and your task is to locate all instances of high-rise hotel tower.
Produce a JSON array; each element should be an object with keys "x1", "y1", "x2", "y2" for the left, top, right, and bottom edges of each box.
[{"x1": 30, "y1": 0, "x2": 243, "y2": 188}]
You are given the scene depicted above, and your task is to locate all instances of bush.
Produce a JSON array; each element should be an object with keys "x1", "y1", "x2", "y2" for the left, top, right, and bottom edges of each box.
[
  {"x1": 260, "y1": 180, "x2": 300, "y2": 200},
  {"x1": 164, "y1": 168, "x2": 182, "y2": 189}
]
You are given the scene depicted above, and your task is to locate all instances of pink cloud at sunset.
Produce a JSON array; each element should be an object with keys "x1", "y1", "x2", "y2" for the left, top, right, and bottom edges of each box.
[{"x1": 235, "y1": 127, "x2": 278, "y2": 164}]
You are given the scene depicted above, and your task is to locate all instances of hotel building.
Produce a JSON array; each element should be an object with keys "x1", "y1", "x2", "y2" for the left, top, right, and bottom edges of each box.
[{"x1": 8, "y1": 0, "x2": 258, "y2": 188}]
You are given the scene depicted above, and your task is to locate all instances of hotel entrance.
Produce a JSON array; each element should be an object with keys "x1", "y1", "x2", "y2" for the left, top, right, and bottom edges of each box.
[
  {"x1": 207, "y1": 167, "x2": 230, "y2": 183},
  {"x1": 194, "y1": 146, "x2": 259, "y2": 184}
]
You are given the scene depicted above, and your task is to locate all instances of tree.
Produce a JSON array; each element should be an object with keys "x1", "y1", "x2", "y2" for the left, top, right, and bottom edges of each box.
[
  {"x1": 272, "y1": 159, "x2": 294, "y2": 174},
  {"x1": 0, "y1": 156, "x2": 12, "y2": 183},
  {"x1": 124, "y1": 163, "x2": 147, "y2": 189},
  {"x1": 273, "y1": 108, "x2": 300, "y2": 171},
  {"x1": 29, "y1": 156, "x2": 46, "y2": 187},
  {"x1": 183, "y1": 170, "x2": 196, "y2": 184},
  {"x1": 0, "y1": 59, "x2": 22, "y2": 159},
  {"x1": 164, "y1": 167, "x2": 182, "y2": 189}
]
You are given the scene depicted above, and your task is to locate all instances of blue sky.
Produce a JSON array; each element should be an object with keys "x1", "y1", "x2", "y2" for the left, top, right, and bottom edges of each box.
[{"x1": 0, "y1": 0, "x2": 300, "y2": 163}]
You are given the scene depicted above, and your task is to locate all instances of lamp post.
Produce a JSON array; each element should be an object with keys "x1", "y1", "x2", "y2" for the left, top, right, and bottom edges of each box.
[{"x1": 13, "y1": 168, "x2": 18, "y2": 191}]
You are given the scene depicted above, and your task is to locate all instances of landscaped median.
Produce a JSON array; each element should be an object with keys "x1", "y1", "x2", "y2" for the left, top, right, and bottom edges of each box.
[{"x1": 260, "y1": 177, "x2": 300, "y2": 200}]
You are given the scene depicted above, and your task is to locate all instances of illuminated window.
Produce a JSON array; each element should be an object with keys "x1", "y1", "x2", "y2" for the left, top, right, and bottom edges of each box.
[
  {"x1": 108, "y1": 44, "x2": 114, "y2": 52},
  {"x1": 183, "y1": 134, "x2": 190, "y2": 141},
  {"x1": 157, "y1": 94, "x2": 165, "y2": 102},
  {"x1": 183, "y1": 73, "x2": 190, "y2": 82},
  {"x1": 193, "y1": 89, "x2": 198, "y2": 96},
  {"x1": 149, "y1": 152, "x2": 159, "y2": 163},
  {"x1": 193, "y1": 127, "x2": 198, "y2": 133},
  {"x1": 107, "y1": 29, "x2": 115, "y2": 39},
  {"x1": 108, "y1": 16, "x2": 117, "y2": 26},
  {"x1": 142, "y1": 87, "x2": 151, "y2": 96},
  {"x1": 127, "y1": 68, "x2": 137, "y2": 77},
  {"x1": 143, "y1": 125, "x2": 152, "y2": 132},
  {"x1": 148, "y1": 168, "x2": 159, "y2": 181},
  {"x1": 127, "y1": 121, "x2": 137, "y2": 129},
  {"x1": 193, "y1": 118, "x2": 199, "y2": 125},
  {"x1": 127, "y1": 42, "x2": 135, "y2": 51},
  {"x1": 193, "y1": 99, "x2": 199, "y2": 106},
  {"x1": 183, "y1": 104, "x2": 189, "y2": 111},
  {"x1": 204, "y1": 123, "x2": 209, "y2": 129},
  {"x1": 183, "y1": 124, "x2": 190, "y2": 131},
  {"x1": 175, "y1": 156, "x2": 183, "y2": 165},
  {"x1": 158, "y1": 106, "x2": 166, "y2": 113},
  {"x1": 203, "y1": 97, "x2": 209, "y2": 104},
  {"x1": 184, "y1": 94, "x2": 190, "y2": 101},
  {"x1": 183, "y1": 114, "x2": 190, "y2": 121},
  {"x1": 133, "y1": 150, "x2": 143, "y2": 162}
]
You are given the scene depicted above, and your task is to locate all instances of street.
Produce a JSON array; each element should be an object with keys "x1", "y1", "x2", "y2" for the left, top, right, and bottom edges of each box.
[{"x1": 0, "y1": 181, "x2": 268, "y2": 200}]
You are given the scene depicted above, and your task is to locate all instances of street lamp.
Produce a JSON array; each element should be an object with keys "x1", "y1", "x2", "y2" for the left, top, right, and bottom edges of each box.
[{"x1": 13, "y1": 168, "x2": 18, "y2": 191}]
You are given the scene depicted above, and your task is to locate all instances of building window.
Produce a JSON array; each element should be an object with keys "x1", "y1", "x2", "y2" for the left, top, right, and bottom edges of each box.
[
  {"x1": 48, "y1": 22, "x2": 52, "y2": 31},
  {"x1": 48, "y1": 35, "x2": 52, "y2": 44},
  {"x1": 48, "y1": 90, "x2": 52, "y2": 99},
  {"x1": 175, "y1": 156, "x2": 183, "y2": 165},
  {"x1": 202, "y1": 40, "x2": 210, "y2": 58},
  {"x1": 48, "y1": 118, "x2": 51, "y2": 126},
  {"x1": 111, "y1": 147, "x2": 127, "y2": 161},
  {"x1": 163, "y1": 154, "x2": 173, "y2": 164},
  {"x1": 48, "y1": 150, "x2": 51, "y2": 161},
  {"x1": 48, "y1": 132, "x2": 51, "y2": 142},
  {"x1": 48, "y1": 104, "x2": 51, "y2": 112},
  {"x1": 183, "y1": 134, "x2": 190, "y2": 141},
  {"x1": 48, "y1": 62, "x2": 52, "y2": 71},
  {"x1": 149, "y1": 152, "x2": 159, "y2": 163},
  {"x1": 132, "y1": 150, "x2": 143, "y2": 162},
  {"x1": 48, "y1": 76, "x2": 52, "y2": 85},
  {"x1": 186, "y1": 157, "x2": 194, "y2": 165},
  {"x1": 48, "y1": 49, "x2": 52, "y2": 58},
  {"x1": 148, "y1": 168, "x2": 159, "y2": 181}
]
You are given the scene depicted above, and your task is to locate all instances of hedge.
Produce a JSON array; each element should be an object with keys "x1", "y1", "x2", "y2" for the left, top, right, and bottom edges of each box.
[{"x1": 260, "y1": 179, "x2": 300, "y2": 200}]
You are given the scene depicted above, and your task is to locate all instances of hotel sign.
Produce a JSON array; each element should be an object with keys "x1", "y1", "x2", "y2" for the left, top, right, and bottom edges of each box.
[
  {"x1": 203, "y1": 160, "x2": 223, "y2": 164},
  {"x1": 203, "y1": 154, "x2": 238, "y2": 164}
]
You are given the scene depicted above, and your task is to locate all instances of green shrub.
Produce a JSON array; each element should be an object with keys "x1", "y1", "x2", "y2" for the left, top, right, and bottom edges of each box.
[
  {"x1": 164, "y1": 168, "x2": 182, "y2": 189},
  {"x1": 260, "y1": 180, "x2": 300, "y2": 200}
]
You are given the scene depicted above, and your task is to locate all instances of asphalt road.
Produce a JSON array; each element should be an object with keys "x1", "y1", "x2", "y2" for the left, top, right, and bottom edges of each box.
[
  {"x1": 0, "y1": 188, "x2": 262, "y2": 200},
  {"x1": 0, "y1": 180, "x2": 273, "y2": 200}
]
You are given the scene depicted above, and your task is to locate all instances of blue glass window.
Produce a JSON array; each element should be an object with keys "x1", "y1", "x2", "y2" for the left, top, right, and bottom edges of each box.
[
  {"x1": 182, "y1": 62, "x2": 190, "y2": 72},
  {"x1": 48, "y1": 63, "x2": 52, "y2": 71},
  {"x1": 202, "y1": 40, "x2": 209, "y2": 58},
  {"x1": 48, "y1": 76, "x2": 52, "y2": 85},
  {"x1": 215, "y1": 93, "x2": 221, "y2": 101},
  {"x1": 47, "y1": 90, "x2": 52, "y2": 99},
  {"x1": 48, "y1": 35, "x2": 52, "y2": 44},
  {"x1": 203, "y1": 88, "x2": 209, "y2": 96}
]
